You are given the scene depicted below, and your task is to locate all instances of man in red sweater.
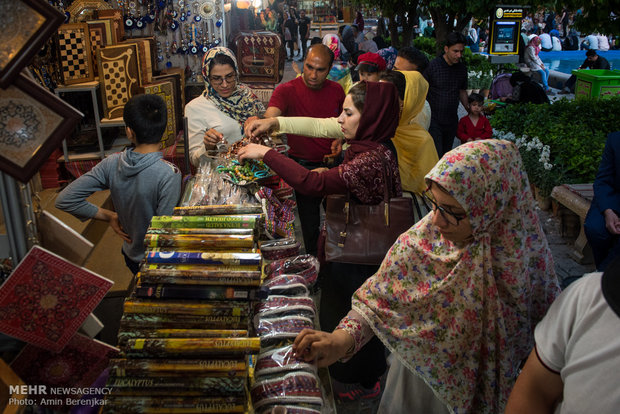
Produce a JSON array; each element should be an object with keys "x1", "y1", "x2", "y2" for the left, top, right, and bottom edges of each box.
[{"x1": 264, "y1": 44, "x2": 345, "y2": 255}]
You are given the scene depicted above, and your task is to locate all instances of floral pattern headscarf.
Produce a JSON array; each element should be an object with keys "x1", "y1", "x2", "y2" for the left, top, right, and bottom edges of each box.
[
  {"x1": 377, "y1": 46, "x2": 398, "y2": 70},
  {"x1": 352, "y1": 140, "x2": 561, "y2": 413},
  {"x1": 527, "y1": 35, "x2": 542, "y2": 55},
  {"x1": 201, "y1": 47, "x2": 264, "y2": 130}
]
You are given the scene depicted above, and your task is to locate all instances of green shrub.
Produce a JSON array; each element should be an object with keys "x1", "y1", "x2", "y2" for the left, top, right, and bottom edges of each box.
[
  {"x1": 491, "y1": 97, "x2": 620, "y2": 195},
  {"x1": 413, "y1": 37, "x2": 436, "y2": 56}
]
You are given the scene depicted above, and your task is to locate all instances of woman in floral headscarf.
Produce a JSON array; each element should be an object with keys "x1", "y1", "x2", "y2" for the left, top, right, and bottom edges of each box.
[
  {"x1": 322, "y1": 34, "x2": 353, "y2": 93},
  {"x1": 185, "y1": 47, "x2": 264, "y2": 166},
  {"x1": 293, "y1": 140, "x2": 561, "y2": 413}
]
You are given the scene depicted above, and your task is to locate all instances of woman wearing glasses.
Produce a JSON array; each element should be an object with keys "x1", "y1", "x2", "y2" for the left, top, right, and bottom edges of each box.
[
  {"x1": 185, "y1": 47, "x2": 265, "y2": 166},
  {"x1": 238, "y1": 81, "x2": 401, "y2": 400},
  {"x1": 292, "y1": 140, "x2": 562, "y2": 413}
]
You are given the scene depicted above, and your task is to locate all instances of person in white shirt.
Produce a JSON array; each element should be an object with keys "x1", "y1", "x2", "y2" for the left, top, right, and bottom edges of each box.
[
  {"x1": 505, "y1": 256, "x2": 620, "y2": 414},
  {"x1": 551, "y1": 35, "x2": 562, "y2": 50},
  {"x1": 185, "y1": 47, "x2": 264, "y2": 166},
  {"x1": 597, "y1": 34, "x2": 610, "y2": 51},
  {"x1": 539, "y1": 32, "x2": 553, "y2": 51},
  {"x1": 581, "y1": 33, "x2": 599, "y2": 50}
]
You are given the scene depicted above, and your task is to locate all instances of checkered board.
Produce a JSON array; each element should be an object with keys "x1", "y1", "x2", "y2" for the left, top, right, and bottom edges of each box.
[
  {"x1": 144, "y1": 81, "x2": 177, "y2": 149},
  {"x1": 57, "y1": 23, "x2": 95, "y2": 85},
  {"x1": 88, "y1": 23, "x2": 108, "y2": 76},
  {"x1": 97, "y1": 44, "x2": 141, "y2": 119}
]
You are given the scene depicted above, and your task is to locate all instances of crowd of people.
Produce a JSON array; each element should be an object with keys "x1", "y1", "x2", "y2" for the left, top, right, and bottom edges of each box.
[{"x1": 53, "y1": 6, "x2": 620, "y2": 412}]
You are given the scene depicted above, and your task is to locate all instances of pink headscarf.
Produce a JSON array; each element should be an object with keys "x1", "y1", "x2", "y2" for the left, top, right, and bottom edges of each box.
[
  {"x1": 528, "y1": 35, "x2": 541, "y2": 55},
  {"x1": 322, "y1": 34, "x2": 340, "y2": 60}
]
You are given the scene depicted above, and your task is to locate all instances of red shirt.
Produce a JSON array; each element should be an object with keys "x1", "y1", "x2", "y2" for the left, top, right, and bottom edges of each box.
[
  {"x1": 456, "y1": 114, "x2": 493, "y2": 143},
  {"x1": 268, "y1": 76, "x2": 345, "y2": 162}
]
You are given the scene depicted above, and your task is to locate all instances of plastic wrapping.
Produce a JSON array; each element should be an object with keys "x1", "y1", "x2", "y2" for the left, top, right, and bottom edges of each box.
[
  {"x1": 251, "y1": 371, "x2": 323, "y2": 410},
  {"x1": 256, "y1": 316, "x2": 314, "y2": 341},
  {"x1": 265, "y1": 255, "x2": 320, "y2": 287},
  {"x1": 257, "y1": 405, "x2": 322, "y2": 414},
  {"x1": 255, "y1": 345, "x2": 317, "y2": 377},
  {"x1": 260, "y1": 238, "x2": 302, "y2": 260},
  {"x1": 181, "y1": 160, "x2": 256, "y2": 206},
  {"x1": 255, "y1": 296, "x2": 316, "y2": 320},
  {"x1": 263, "y1": 275, "x2": 310, "y2": 297}
]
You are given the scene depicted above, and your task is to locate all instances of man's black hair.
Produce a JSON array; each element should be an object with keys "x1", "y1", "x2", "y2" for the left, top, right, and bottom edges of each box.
[
  {"x1": 397, "y1": 46, "x2": 429, "y2": 72},
  {"x1": 123, "y1": 94, "x2": 168, "y2": 145},
  {"x1": 445, "y1": 32, "x2": 467, "y2": 47},
  {"x1": 586, "y1": 49, "x2": 598, "y2": 57}
]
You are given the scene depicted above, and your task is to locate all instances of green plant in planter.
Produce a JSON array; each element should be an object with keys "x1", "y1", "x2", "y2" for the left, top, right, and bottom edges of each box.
[{"x1": 413, "y1": 37, "x2": 437, "y2": 57}]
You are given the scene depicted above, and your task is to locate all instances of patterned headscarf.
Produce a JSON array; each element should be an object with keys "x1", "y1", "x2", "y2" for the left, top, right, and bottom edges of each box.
[
  {"x1": 322, "y1": 34, "x2": 341, "y2": 60},
  {"x1": 352, "y1": 140, "x2": 561, "y2": 412},
  {"x1": 377, "y1": 46, "x2": 398, "y2": 70},
  {"x1": 201, "y1": 47, "x2": 264, "y2": 130}
]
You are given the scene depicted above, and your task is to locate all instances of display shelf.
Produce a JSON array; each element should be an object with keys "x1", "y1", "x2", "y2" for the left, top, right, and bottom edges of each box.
[{"x1": 57, "y1": 136, "x2": 131, "y2": 162}]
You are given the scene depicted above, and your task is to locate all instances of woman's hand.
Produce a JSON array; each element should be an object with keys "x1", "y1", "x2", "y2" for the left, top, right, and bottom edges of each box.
[
  {"x1": 237, "y1": 143, "x2": 271, "y2": 161},
  {"x1": 292, "y1": 329, "x2": 353, "y2": 367},
  {"x1": 244, "y1": 117, "x2": 280, "y2": 139},
  {"x1": 203, "y1": 128, "x2": 224, "y2": 150},
  {"x1": 311, "y1": 167, "x2": 328, "y2": 173}
]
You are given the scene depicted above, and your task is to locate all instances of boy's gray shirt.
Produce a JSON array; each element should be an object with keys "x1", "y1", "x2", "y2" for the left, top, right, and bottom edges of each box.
[{"x1": 56, "y1": 148, "x2": 181, "y2": 262}]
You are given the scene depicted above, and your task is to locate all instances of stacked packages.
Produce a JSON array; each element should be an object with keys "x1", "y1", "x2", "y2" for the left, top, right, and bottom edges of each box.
[{"x1": 105, "y1": 205, "x2": 264, "y2": 413}]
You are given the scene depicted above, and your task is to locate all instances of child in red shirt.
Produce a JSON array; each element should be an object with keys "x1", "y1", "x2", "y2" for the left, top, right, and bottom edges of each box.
[{"x1": 457, "y1": 93, "x2": 492, "y2": 143}]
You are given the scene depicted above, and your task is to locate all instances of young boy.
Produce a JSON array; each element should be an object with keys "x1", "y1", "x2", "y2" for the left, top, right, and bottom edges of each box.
[
  {"x1": 56, "y1": 94, "x2": 182, "y2": 274},
  {"x1": 456, "y1": 92, "x2": 493, "y2": 143}
]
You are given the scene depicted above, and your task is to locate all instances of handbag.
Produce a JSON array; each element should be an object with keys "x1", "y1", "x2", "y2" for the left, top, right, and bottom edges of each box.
[{"x1": 324, "y1": 157, "x2": 414, "y2": 265}]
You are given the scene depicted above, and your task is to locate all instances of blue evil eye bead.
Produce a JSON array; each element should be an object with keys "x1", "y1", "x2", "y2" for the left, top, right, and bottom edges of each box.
[
  {"x1": 172, "y1": 10, "x2": 178, "y2": 18},
  {"x1": 215, "y1": 19, "x2": 222, "y2": 27},
  {"x1": 170, "y1": 20, "x2": 179, "y2": 30},
  {"x1": 125, "y1": 17, "x2": 134, "y2": 29},
  {"x1": 136, "y1": 18, "x2": 145, "y2": 28},
  {"x1": 191, "y1": 45, "x2": 199, "y2": 54},
  {"x1": 166, "y1": 60, "x2": 173, "y2": 68},
  {"x1": 64, "y1": 12, "x2": 71, "y2": 23},
  {"x1": 180, "y1": 13, "x2": 186, "y2": 21},
  {"x1": 194, "y1": 14, "x2": 201, "y2": 22},
  {"x1": 202, "y1": 44, "x2": 209, "y2": 53},
  {"x1": 146, "y1": 13, "x2": 156, "y2": 23},
  {"x1": 214, "y1": 38, "x2": 220, "y2": 45}
]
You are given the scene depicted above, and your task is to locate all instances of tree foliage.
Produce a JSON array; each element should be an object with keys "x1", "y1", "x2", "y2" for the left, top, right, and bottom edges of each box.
[
  {"x1": 555, "y1": 0, "x2": 620, "y2": 35},
  {"x1": 354, "y1": 0, "x2": 421, "y2": 48}
]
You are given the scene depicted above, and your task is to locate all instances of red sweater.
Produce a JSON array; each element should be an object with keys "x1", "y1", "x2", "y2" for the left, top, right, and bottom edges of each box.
[{"x1": 456, "y1": 114, "x2": 492, "y2": 143}]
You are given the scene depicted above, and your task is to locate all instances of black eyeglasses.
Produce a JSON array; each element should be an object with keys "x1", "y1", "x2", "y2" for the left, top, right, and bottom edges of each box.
[
  {"x1": 422, "y1": 189, "x2": 467, "y2": 226},
  {"x1": 210, "y1": 73, "x2": 236, "y2": 85}
]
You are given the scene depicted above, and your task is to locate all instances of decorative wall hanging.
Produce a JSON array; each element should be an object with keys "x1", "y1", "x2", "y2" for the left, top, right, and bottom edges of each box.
[
  {"x1": 97, "y1": 43, "x2": 141, "y2": 119},
  {"x1": 143, "y1": 80, "x2": 177, "y2": 148},
  {"x1": 0, "y1": 0, "x2": 64, "y2": 88},
  {"x1": 233, "y1": 31, "x2": 285, "y2": 84},
  {"x1": 0, "y1": 74, "x2": 82, "y2": 183},
  {"x1": 0, "y1": 245, "x2": 113, "y2": 352},
  {"x1": 57, "y1": 23, "x2": 96, "y2": 85}
]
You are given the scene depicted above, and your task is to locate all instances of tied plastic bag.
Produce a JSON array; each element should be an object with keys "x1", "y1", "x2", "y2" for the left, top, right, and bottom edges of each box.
[
  {"x1": 257, "y1": 405, "x2": 322, "y2": 414},
  {"x1": 260, "y1": 238, "x2": 301, "y2": 260},
  {"x1": 263, "y1": 274, "x2": 310, "y2": 297},
  {"x1": 255, "y1": 345, "x2": 317, "y2": 377},
  {"x1": 251, "y1": 371, "x2": 323, "y2": 409},
  {"x1": 265, "y1": 255, "x2": 320, "y2": 287},
  {"x1": 255, "y1": 296, "x2": 316, "y2": 320},
  {"x1": 256, "y1": 315, "x2": 314, "y2": 342}
]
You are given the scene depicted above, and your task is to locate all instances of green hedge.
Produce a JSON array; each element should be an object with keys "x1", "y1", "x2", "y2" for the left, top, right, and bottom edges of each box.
[{"x1": 491, "y1": 97, "x2": 620, "y2": 195}]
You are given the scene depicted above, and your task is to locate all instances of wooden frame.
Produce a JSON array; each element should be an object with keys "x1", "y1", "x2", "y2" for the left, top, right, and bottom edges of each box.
[
  {"x1": 0, "y1": 74, "x2": 83, "y2": 183},
  {"x1": 0, "y1": 0, "x2": 64, "y2": 88},
  {"x1": 66, "y1": 0, "x2": 112, "y2": 23}
]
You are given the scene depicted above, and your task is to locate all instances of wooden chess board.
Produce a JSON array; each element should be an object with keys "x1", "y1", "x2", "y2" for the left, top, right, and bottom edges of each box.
[
  {"x1": 57, "y1": 23, "x2": 95, "y2": 85},
  {"x1": 97, "y1": 43, "x2": 141, "y2": 119}
]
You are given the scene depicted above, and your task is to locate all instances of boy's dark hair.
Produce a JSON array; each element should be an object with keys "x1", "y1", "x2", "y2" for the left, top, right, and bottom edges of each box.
[
  {"x1": 310, "y1": 36, "x2": 322, "y2": 45},
  {"x1": 468, "y1": 92, "x2": 484, "y2": 104},
  {"x1": 380, "y1": 70, "x2": 406, "y2": 100},
  {"x1": 397, "y1": 46, "x2": 429, "y2": 72},
  {"x1": 586, "y1": 49, "x2": 598, "y2": 57},
  {"x1": 123, "y1": 94, "x2": 168, "y2": 145},
  {"x1": 445, "y1": 32, "x2": 467, "y2": 47}
]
